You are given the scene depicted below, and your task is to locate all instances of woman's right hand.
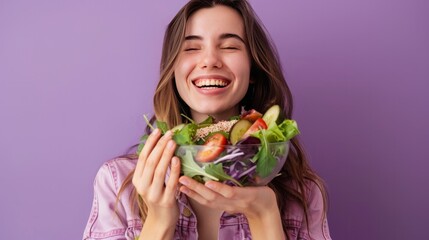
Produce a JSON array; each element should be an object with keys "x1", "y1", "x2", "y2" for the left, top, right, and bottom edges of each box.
[{"x1": 132, "y1": 129, "x2": 181, "y2": 237}]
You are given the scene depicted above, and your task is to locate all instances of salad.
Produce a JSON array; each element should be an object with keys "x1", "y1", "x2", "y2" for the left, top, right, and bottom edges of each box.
[{"x1": 137, "y1": 105, "x2": 300, "y2": 186}]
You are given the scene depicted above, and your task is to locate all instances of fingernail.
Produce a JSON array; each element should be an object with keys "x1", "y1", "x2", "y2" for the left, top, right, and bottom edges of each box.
[
  {"x1": 167, "y1": 140, "x2": 176, "y2": 149},
  {"x1": 152, "y1": 128, "x2": 160, "y2": 135},
  {"x1": 205, "y1": 182, "x2": 215, "y2": 189},
  {"x1": 164, "y1": 130, "x2": 172, "y2": 137},
  {"x1": 179, "y1": 178, "x2": 188, "y2": 186},
  {"x1": 172, "y1": 157, "x2": 179, "y2": 166}
]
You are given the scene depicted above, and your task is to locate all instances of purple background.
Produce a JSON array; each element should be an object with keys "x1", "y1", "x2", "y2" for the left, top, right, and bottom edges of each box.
[{"x1": 1, "y1": 0, "x2": 428, "y2": 239}]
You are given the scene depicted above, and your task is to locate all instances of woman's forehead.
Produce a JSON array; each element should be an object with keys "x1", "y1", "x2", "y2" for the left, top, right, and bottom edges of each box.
[{"x1": 185, "y1": 5, "x2": 245, "y2": 38}]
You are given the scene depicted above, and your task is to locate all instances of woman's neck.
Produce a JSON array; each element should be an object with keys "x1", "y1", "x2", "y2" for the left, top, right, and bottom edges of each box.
[
  {"x1": 190, "y1": 106, "x2": 240, "y2": 123},
  {"x1": 188, "y1": 197, "x2": 223, "y2": 240}
]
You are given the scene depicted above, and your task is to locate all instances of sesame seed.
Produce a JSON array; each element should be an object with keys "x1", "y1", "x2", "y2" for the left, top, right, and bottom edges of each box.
[{"x1": 194, "y1": 120, "x2": 238, "y2": 142}]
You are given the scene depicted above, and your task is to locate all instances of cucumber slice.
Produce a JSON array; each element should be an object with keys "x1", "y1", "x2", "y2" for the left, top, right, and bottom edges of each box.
[
  {"x1": 262, "y1": 105, "x2": 281, "y2": 128},
  {"x1": 229, "y1": 119, "x2": 252, "y2": 145}
]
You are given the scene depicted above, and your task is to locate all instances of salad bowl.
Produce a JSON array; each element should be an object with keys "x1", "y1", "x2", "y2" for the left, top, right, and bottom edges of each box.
[
  {"x1": 175, "y1": 141, "x2": 290, "y2": 186},
  {"x1": 139, "y1": 105, "x2": 299, "y2": 187}
]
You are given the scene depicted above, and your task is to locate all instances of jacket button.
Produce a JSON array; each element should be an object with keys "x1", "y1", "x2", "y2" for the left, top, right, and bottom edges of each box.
[{"x1": 183, "y1": 207, "x2": 192, "y2": 217}]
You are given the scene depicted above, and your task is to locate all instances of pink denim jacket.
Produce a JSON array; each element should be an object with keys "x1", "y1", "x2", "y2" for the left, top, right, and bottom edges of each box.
[{"x1": 83, "y1": 158, "x2": 332, "y2": 240}]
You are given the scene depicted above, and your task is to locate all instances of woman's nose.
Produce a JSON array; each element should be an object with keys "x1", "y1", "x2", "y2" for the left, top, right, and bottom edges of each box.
[{"x1": 198, "y1": 48, "x2": 222, "y2": 69}]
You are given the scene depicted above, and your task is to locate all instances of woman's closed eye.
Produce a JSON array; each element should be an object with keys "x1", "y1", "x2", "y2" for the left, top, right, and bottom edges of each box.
[
  {"x1": 184, "y1": 47, "x2": 200, "y2": 52},
  {"x1": 220, "y1": 42, "x2": 243, "y2": 50},
  {"x1": 221, "y1": 46, "x2": 239, "y2": 50}
]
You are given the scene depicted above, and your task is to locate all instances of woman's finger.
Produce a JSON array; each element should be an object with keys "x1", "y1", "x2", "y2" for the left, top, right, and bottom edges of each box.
[
  {"x1": 164, "y1": 156, "x2": 181, "y2": 198},
  {"x1": 135, "y1": 128, "x2": 161, "y2": 176},
  {"x1": 151, "y1": 139, "x2": 177, "y2": 190},
  {"x1": 179, "y1": 176, "x2": 218, "y2": 202},
  {"x1": 204, "y1": 181, "x2": 236, "y2": 199},
  {"x1": 140, "y1": 131, "x2": 173, "y2": 186},
  {"x1": 179, "y1": 185, "x2": 209, "y2": 205}
]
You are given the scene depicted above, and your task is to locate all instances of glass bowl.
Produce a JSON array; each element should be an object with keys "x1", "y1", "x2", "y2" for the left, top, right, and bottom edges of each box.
[{"x1": 175, "y1": 141, "x2": 289, "y2": 186}]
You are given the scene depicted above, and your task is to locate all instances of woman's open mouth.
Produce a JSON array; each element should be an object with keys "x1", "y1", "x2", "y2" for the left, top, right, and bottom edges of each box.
[{"x1": 193, "y1": 79, "x2": 230, "y2": 89}]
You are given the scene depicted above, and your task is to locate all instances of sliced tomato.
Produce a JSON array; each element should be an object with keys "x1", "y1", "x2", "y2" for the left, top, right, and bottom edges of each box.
[
  {"x1": 241, "y1": 118, "x2": 268, "y2": 139},
  {"x1": 241, "y1": 109, "x2": 263, "y2": 123},
  {"x1": 195, "y1": 133, "x2": 227, "y2": 162}
]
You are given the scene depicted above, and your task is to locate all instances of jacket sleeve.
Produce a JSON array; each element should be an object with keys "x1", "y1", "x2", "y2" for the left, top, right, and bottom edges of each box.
[
  {"x1": 83, "y1": 163, "x2": 140, "y2": 240},
  {"x1": 299, "y1": 182, "x2": 332, "y2": 240}
]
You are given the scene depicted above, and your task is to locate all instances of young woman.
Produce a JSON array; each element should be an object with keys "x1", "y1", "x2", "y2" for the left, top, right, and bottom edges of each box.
[{"x1": 84, "y1": 1, "x2": 331, "y2": 239}]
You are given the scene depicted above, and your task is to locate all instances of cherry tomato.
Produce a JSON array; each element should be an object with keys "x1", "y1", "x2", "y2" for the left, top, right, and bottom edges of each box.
[
  {"x1": 241, "y1": 109, "x2": 263, "y2": 123},
  {"x1": 242, "y1": 118, "x2": 268, "y2": 139},
  {"x1": 195, "y1": 133, "x2": 227, "y2": 162}
]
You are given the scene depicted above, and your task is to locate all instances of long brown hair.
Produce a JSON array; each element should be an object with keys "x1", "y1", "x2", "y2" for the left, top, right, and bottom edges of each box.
[{"x1": 118, "y1": 0, "x2": 328, "y2": 238}]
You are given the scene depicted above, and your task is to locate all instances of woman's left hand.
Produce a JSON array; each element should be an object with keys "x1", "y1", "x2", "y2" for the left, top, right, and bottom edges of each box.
[
  {"x1": 178, "y1": 176, "x2": 285, "y2": 239},
  {"x1": 178, "y1": 176, "x2": 277, "y2": 219}
]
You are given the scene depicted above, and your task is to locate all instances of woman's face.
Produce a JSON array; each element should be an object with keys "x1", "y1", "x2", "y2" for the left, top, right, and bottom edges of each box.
[{"x1": 174, "y1": 5, "x2": 251, "y2": 123}]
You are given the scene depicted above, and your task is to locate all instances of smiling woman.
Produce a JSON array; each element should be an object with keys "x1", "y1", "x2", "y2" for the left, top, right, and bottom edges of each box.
[
  {"x1": 174, "y1": 5, "x2": 251, "y2": 123},
  {"x1": 83, "y1": 1, "x2": 331, "y2": 240}
]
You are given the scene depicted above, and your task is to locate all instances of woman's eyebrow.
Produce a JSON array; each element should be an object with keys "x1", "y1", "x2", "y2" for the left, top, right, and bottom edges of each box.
[
  {"x1": 219, "y1": 33, "x2": 245, "y2": 43},
  {"x1": 184, "y1": 33, "x2": 245, "y2": 43},
  {"x1": 184, "y1": 35, "x2": 202, "y2": 41}
]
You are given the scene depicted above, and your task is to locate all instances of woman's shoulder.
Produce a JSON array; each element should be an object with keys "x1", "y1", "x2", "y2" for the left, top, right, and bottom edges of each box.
[
  {"x1": 95, "y1": 156, "x2": 138, "y2": 192},
  {"x1": 102, "y1": 156, "x2": 138, "y2": 172},
  {"x1": 283, "y1": 179, "x2": 326, "y2": 217},
  {"x1": 282, "y1": 179, "x2": 331, "y2": 239},
  {"x1": 303, "y1": 179, "x2": 326, "y2": 204},
  {"x1": 287, "y1": 179, "x2": 326, "y2": 203},
  {"x1": 84, "y1": 156, "x2": 141, "y2": 239},
  {"x1": 305, "y1": 179, "x2": 328, "y2": 216}
]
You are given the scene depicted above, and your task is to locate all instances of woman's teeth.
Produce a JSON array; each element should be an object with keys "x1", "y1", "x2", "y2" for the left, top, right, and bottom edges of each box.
[{"x1": 195, "y1": 79, "x2": 228, "y2": 88}]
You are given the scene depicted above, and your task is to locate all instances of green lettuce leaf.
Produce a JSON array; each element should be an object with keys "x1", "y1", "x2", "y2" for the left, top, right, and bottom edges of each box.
[
  {"x1": 180, "y1": 150, "x2": 219, "y2": 181},
  {"x1": 173, "y1": 123, "x2": 197, "y2": 145},
  {"x1": 278, "y1": 119, "x2": 300, "y2": 140},
  {"x1": 155, "y1": 120, "x2": 169, "y2": 134},
  {"x1": 204, "y1": 163, "x2": 242, "y2": 187},
  {"x1": 250, "y1": 119, "x2": 299, "y2": 178},
  {"x1": 136, "y1": 134, "x2": 149, "y2": 155},
  {"x1": 252, "y1": 129, "x2": 277, "y2": 178},
  {"x1": 197, "y1": 116, "x2": 214, "y2": 128}
]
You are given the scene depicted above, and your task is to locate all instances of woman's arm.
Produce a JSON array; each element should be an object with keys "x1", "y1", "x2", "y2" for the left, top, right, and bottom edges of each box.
[
  {"x1": 84, "y1": 129, "x2": 181, "y2": 240},
  {"x1": 178, "y1": 177, "x2": 285, "y2": 240},
  {"x1": 132, "y1": 129, "x2": 181, "y2": 240},
  {"x1": 83, "y1": 162, "x2": 140, "y2": 240}
]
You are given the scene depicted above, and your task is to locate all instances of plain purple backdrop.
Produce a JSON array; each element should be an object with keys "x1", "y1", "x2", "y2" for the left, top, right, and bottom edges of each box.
[{"x1": 1, "y1": 0, "x2": 428, "y2": 239}]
